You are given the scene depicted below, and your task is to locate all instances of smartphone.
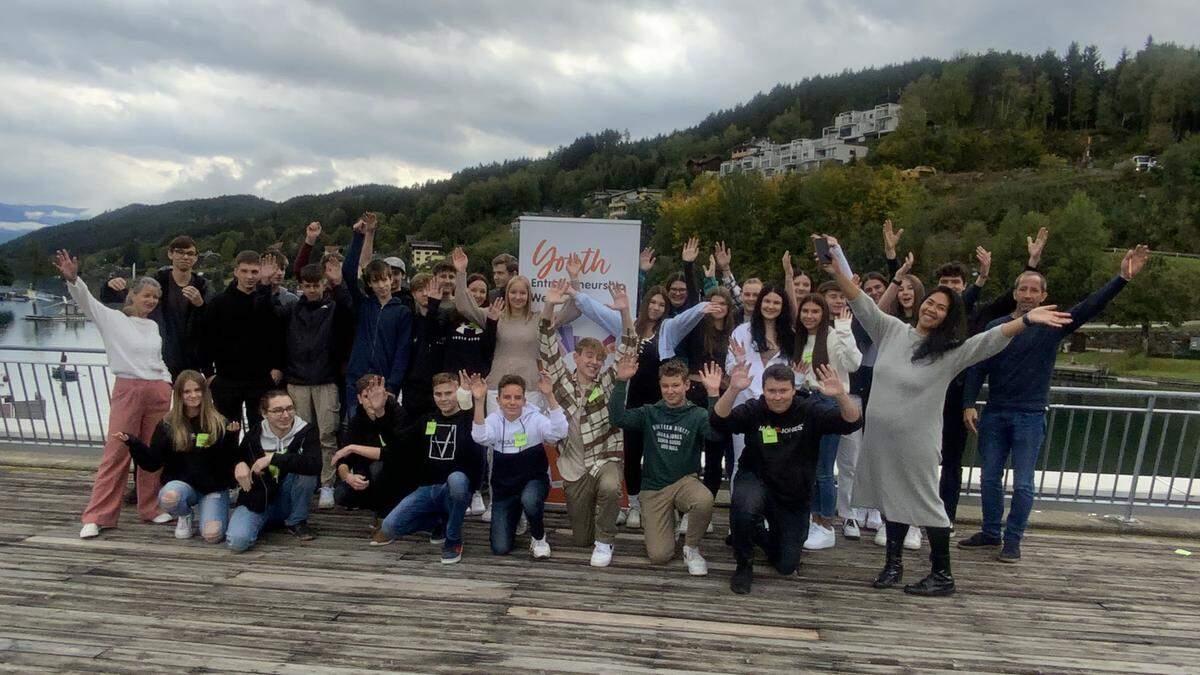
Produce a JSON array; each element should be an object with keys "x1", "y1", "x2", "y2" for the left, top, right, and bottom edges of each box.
[{"x1": 814, "y1": 236, "x2": 832, "y2": 264}]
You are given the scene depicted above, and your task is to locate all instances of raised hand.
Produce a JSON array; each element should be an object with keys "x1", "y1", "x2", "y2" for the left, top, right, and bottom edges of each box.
[
  {"x1": 451, "y1": 246, "x2": 468, "y2": 273},
  {"x1": 700, "y1": 302, "x2": 723, "y2": 317},
  {"x1": 681, "y1": 236, "x2": 700, "y2": 263},
  {"x1": 305, "y1": 221, "x2": 322, "y2": 245},
  {"x1": 895, "y1": 251, "x2": 914, "y2": 280},
  {"x1": 107, "y1": 277, "x2": 127, "y2": 292},
  {"x1": 486, "y1": 297, "x2": 506, "y2": 321},
  {"x1": 362, "y1": 212, "x2": 378, "y2": 233},
  {"x1": 1121, "y1": 244, "x2": 1150, "y2": 280},
  {"x1": 1027, "y1": 226, "x2": 1049, "y2": 267},
  {"x1": 699, "y1": 361, "x2": 723, "y2": 395},
  {"x1": 324, "y1": 257, "x2": 343, "y2": 286},
  {"x1": 836, "y1": 307, "x2": 853, "y2": 325},
  {"x1": 467, "y1": 373, "x2": 488, "y2": 400},
  {"x1": 544, "y1": 278, "x2": 569, "y2": 306},
  {"x1": 781, "y1": 249, "x2": 794, "y2": 277},
  {"x1": 604, "y1": 282, "x2": 629, "y2": 313},
  {"x1": 714, "y1": 241, "x2": 732, "y2": 272},
  {"x1": 639, "y1": 247, "x2": 657, "y2": 272},
  {"x1": 975, "y1": 246, "x2": 992, "y2": 280},
  {"x1": 537, "y1": 369, "x2": 553, "y2": 397},
  {"x1": 728, "y1": 337, "x2": 747, "y2": 364},
  {"x1": 727, "y1": 360, "x2": 752, "y2": 392},
  {"x1": 259, "y1": 253, "x2": 279, "y2": 284},
  {"x1": 565, "y1": 253, "x2": 583, "y2": 280},
  {"x1": 883, "y1": 219, "x2": 904, "y2": 256},
  {"x1": 703, "y1": 255, "x2": 717, "y2": 279},
  {"x1": 1025, "y1": 304, "x2": 1073, "y2": 329},
  {"x1": 791, "y1": 359, "x2": 810, "y2": 379},
  {"x1": 53, "y1": 250, "x2": 79, "y2": 283},
  {"x1": 614, "y1": 352, "x2": 638, "y2": 381},
  {"x1": 814, "y1": 364, "x2": 845, "y2": 397},
  {"x1": 180, "y1": 285, "x2": 204, "y2": 307}
]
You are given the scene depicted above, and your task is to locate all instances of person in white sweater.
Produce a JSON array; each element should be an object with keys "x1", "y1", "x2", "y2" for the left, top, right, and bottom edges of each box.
[
  {"x1": 793, "y1": 292, "x2": 861, "y2": 550},
  {"x1": 53, "y1": 250, "x2": 174, "y2": 539}
]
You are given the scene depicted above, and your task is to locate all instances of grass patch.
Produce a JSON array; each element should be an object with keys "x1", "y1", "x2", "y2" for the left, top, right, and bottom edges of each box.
[{"x1": 1057, "y1": 351, "x2": 1200, "y2": 383}]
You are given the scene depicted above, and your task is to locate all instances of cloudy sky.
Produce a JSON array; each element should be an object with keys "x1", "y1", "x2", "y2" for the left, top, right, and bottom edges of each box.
[{"x1": 2, "y1": 0, "x2": 1196, "y2": 221}]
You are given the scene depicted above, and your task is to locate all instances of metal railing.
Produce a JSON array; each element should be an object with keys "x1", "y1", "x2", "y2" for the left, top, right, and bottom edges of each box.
[
  {"x1": 965, "y1": 386, "x2": 1200, "y2": 520},
  {"x1": 2, "y1": 347, "x2": 1198, "y2": 518}
]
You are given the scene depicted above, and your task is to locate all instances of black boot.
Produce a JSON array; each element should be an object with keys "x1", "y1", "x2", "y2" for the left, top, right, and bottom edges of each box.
[
  {"x1": 731, "y1": 560, "x2": 753, "y2": 595},
  {"x1": 905, "y1": 527, "x2": 955, "y2": 597},
  {"x1": 872, "y1": 537, "x2": 904, "y2": 589}
]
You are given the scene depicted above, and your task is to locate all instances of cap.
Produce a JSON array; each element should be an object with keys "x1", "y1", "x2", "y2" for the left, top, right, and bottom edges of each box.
[{"x1": 382, "y1": 256, "x2": 406, "y2": 273}]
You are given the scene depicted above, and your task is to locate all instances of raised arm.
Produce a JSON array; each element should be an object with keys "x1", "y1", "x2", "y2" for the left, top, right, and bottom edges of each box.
[
  {"x1": 570, "y1": 289, "x2": 622, "y2": 338},
  {"x1": 451, "y1": 247, "x2": 487, "y2": 325},
  {"x1": 681, "y1": 236, "x2": 700, "y2": 309},
  {"x1": 342, "y1": 229, "x2": 366, "y2": 303},
  {"x1": 658, "y1": 301, "x2": 712, "y2": 359},
  {"x1": 358, "y1": 213, "x2": 378, "y2": 272},
  {"x1": 294, "y1": 221, "x2": 320, "y2": 277},
  {"x1": 1062, "y1": 245, "x2": 1146, "y2": 333},
  {"x1": 877, "y1": 251, "x2": 912, "y2": 312}
]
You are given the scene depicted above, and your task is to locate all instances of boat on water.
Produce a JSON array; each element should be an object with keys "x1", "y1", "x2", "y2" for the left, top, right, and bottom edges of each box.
[{"x1": 22, "y1": 295, "x2": 89, "y2": 323}]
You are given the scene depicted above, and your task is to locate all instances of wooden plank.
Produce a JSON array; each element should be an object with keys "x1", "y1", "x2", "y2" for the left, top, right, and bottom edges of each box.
[{"x1": 506, "y1": 605, "x2": 820, "y2": 641}]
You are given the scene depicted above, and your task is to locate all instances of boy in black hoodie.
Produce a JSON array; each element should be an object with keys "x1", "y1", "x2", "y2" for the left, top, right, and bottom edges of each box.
[
  {"x1": 268, "y1": 257, "x2": 353, "y2": 510},
  {"x1": 710, "y1": 361, "x2": 861, "y2": 595},
  {"x1": 336, "y1": 372, "x2": 484, "y2": 564},
  {"x1": 199, "y1": 251, "x2": 285, "y2": 430},
  {"x1": 331, "y1": 374, "x2": 412, "y2": 527},
  {"x1": 226, "y1": 390, "x2": 322, "y2": 551}
]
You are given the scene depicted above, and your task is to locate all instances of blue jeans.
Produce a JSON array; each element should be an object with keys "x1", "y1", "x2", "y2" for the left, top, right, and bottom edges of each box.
[
  {"x1": 226, "y1": 473, "x2": 319, "y2": 552},
  {"x1": 490, "y1": 476, "x2": 548, "y2": 555},
  {"x1": 158, "y1": 480, "x2": 230, "y2": 543},
  {"x1": 381, "y1": 472, "x2": 471, "y2": 547},
  {"x1": 978, "y1": 408, "x2": 1047, "y2": 544},
  {"x1": 810, "y1": 434, "x2": 840, "y2": 519}
]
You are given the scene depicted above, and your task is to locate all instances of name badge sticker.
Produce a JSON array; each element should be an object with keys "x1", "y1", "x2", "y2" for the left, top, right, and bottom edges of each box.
[
  {"x1": 425, "y1": 421, "x2": 437, "y2": 435},
  {"x1": 587, "y1": 386, "x2": 602, "y2": 403},
  {"x1": 195, "y1": 433, "x2": 210, "y2": 448},
  {"x1": 513, "y1": 432, "x2": 528, "y2": 448},
  {"x1": 760, "y1": 427, "x2": 778, "y2": 444}
]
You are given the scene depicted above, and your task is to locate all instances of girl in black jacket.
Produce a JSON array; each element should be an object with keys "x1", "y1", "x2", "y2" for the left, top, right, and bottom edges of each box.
[
  {"x1": 117, "y1": 370, "x2": 240, "y2": 543},
  {"x1": 226, "y1": 390, "x2": 322, "y2": 551}
]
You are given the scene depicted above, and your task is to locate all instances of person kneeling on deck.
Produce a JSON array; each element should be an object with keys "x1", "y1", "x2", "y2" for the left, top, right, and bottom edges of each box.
[
  {"x1": 331, "y1": 374, "x2": 412, "y2": 539},
  {"x1": 608, "y1": 356, "x2": 719, "y2": 576},
  {"x1": 710, "y1": 362, "x2": 862, "y2": 594},
  {"x1": 226, "y1": 390, "x2": 322, "y2": 551},
  {"x1": 540, "y1": 279, "x2": 638, "y2": 567},
  {"x1": 117, "y1": 370, "x2": 242, "y2": 543},
  {"x1": 468, "y1": 371, "x2": 567, "y2": 558},
  {"x1": 337, "y1": 372, "x2": 484, "y2": 563}
]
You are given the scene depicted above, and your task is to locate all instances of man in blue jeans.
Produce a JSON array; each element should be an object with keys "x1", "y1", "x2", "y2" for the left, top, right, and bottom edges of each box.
[
  {"x1": 959, "y1": 245, "x2": 1148, "y2": 562},
  {"x1": 335, "y1": 373, "x2": 484, "y2": 563}
]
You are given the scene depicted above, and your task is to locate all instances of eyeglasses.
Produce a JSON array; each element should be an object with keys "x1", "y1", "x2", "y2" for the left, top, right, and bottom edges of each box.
[{"x1": 267, "y1": 406, "x2": 295, "y2": 415}]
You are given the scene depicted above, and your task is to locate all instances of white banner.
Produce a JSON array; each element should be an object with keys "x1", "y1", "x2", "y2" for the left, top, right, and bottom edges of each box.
[{"x1": 517, "y1": 215, "x2": 641, "y2": 351}]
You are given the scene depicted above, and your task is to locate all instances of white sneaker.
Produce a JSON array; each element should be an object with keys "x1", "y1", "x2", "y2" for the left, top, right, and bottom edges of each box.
[
  {"x1": 904, "y1": 526, "x2": 922, "y2": 550},
  {"x1": 530, "y1": 536, "x2": 552, "y2": 559},
  {"x1": 590, "y1": 541, "x2": 613, "y2": 567},
  {"x1": 517, "y1": 513, "x2": 528, "y2": 535},
  {"x1": 675, "y1": 513, "x2": 689, "y2": 537},
  {"x1": 803, "y1": 521, "x2": 836, "y2": 550},
  {"x1": 626, "y1": 506, "x2": 641, "y2": 529},
  {"x1": 481, "y1": 505, "x2": 492, "y2": 523},
  {"x1": 682, "y1": 545, "x2": 708, "y2": 576},
  {"x1": 174, "y1": 514, "x2": 194, "y2": 539},
  {"x1": 318, "y1": 486, "x2": 334, "y2": 509},
  {"x1": 616, "y1": 508, "x2": 628, "y2": 526},
  {"x1": 865, "y1": 510, "x2": 883, "y2": 531},
  {"x1": 151, "y1": 513, "x2": 174, "y2": 524},
  {"x1": 79, "y1": 523, "x2": 101, "y2": 539},
  {"x1": 842, "y1": 518, "x2": 861, "y2": 540},
  {"x1": 468, "y1": 492, "x2": 486, "y2": 516},
  {"x1": 874, "y1": 527, "x2": 887, "y2": 546}
]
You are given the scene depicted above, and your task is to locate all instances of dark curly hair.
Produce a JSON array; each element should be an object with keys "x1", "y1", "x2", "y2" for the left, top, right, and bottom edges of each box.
[{"x1": 911, "y1": 287, "x2": 967, "y2": 363}]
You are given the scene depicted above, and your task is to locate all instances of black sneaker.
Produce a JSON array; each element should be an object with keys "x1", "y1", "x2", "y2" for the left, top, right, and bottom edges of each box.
[
  {"x1": 997, "y1": 541, "x2": 1021, "y2": 563},
  {"x1": 287, "y1": 522, "x2": 317, "y2": 541},
  {"x1": 957, "y1": 532, "x2": 1001, "y2": 549},
  {"x1": 730, "y1": 561, "x2": 753, "y2": 595},
  {"x1": 903, "y1": 570, "x2": 956, "y2": 597},
  {"x1": 430, "y1": 525, "x2": 447, "y2": 545},
  {"x1": 441, "y1": 542, "x2": 463, "y2": 565}
]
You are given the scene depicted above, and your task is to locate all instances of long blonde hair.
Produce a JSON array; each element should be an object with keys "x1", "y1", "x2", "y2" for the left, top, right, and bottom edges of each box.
[
  {"x1": 165, "y1": 370, "x2": 227, "y2": 451},
  {"x1": 504, "y1": 275, "x2": 534, "y2": 320}
]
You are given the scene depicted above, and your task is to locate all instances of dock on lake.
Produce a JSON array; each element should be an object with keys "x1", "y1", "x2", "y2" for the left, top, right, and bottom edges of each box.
[{"x1": 1, "y1": 464, "x2": 1197, "y2": 673}]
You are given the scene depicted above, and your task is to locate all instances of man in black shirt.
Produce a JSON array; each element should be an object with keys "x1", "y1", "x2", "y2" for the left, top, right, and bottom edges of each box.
[{"x1": 710, "y1": 361, "x2": 861, "y2": 595}]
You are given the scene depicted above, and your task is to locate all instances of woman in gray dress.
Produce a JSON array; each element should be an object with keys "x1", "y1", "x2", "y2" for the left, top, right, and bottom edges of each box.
[{"x1": 821, "y1": 243, "x2": 1069, "y2": 596}]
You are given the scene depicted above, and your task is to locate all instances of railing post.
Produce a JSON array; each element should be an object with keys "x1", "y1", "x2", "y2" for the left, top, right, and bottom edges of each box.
[{"x1": 1123, "y1": 395, "x2": 1157, "y2": 523}]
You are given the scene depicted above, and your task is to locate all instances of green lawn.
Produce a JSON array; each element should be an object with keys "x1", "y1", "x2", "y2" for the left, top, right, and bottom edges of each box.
[{"x1": 1057, "y1": 351, "x2": 1200, "y2": 384}]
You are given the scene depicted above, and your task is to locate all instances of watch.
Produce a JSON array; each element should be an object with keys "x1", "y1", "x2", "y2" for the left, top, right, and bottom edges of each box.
[{"x1": 1022, "y1": 314, "x2": 1033, "y2": 327}]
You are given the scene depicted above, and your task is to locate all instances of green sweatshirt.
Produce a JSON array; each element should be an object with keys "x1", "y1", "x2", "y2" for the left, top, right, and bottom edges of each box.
[{"x1": 608, "y1": 380, "x2": 718, "y2": 491}]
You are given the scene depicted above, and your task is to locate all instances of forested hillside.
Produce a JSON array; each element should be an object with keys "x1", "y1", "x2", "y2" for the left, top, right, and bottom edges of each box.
[{"x1": 3, "y1": 39, "x2": 1198, "y2": 329}]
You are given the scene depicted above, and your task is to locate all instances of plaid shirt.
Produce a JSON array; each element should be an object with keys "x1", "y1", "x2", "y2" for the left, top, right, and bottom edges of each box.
[{"x1": 539, "y1": 318, "x2": 637, "y2": 481}]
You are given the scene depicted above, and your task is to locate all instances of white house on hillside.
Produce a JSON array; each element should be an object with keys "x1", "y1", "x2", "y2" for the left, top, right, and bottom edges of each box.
[{"x1": 720, "y1": 103, "x2": 896, "y2": 178}]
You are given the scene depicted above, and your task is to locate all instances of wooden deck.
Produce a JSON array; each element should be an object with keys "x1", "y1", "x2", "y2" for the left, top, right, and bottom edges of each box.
[{"x1": 1, "y1": 466, "x2": 1198, "y2": 673}]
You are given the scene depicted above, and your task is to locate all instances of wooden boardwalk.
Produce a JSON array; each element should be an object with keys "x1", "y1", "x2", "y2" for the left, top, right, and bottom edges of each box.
[{"x1": 1, "y1": 466, "x2": 1198, "y2": 673}]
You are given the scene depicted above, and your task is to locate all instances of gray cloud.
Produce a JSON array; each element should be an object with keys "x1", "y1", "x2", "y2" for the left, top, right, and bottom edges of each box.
[{"x1": 1, "y1": 0, "x2": 1195, "y2": 213}]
